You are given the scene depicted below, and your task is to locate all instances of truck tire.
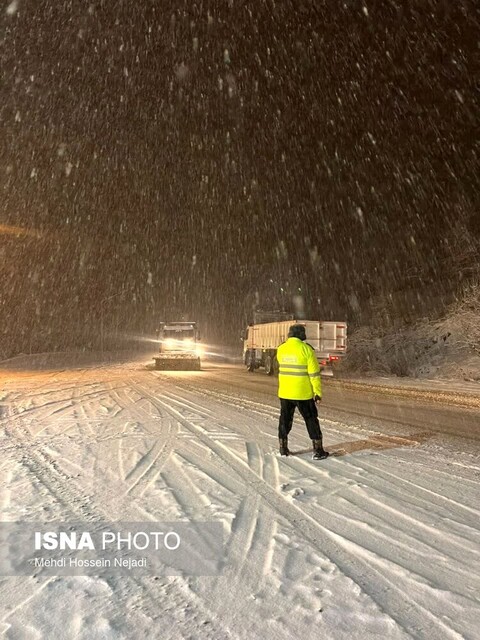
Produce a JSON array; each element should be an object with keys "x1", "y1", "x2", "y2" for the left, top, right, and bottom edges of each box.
[
  {"x1": 272, "y1": 355, "x2": 279, "y2": 377},
  {"x1": 264, "y1": 353, "x2": 274, "y2": 376},
  {"x1": 246, "y1": 350, "x2": 255, "y2": 372}
]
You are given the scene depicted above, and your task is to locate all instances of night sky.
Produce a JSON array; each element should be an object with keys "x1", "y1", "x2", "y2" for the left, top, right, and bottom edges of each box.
[{"x1": 1, "y1": 1, "x2": 478, "y2": 355}]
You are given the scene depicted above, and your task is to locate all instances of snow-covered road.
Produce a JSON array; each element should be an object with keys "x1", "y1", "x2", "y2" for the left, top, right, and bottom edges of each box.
[{"x1": 0, "y1": 358, "x2": 479, "y2": 639}]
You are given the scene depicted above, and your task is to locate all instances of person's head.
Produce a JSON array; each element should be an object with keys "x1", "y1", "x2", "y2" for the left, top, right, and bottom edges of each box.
[{"x1": 288, "y1": 324, "x2": 306, "y2": 341}]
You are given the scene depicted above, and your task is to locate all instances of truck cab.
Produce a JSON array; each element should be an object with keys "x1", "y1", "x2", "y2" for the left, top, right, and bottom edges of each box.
[
  {"x1": 159, "y1": 323, "x2": 199, "y2": 355},
  {"x1": 154, "y1": 321, "x2": 201, "y2": 370}
]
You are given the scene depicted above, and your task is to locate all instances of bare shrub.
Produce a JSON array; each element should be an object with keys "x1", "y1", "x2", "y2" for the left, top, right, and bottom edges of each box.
[
  {"x1": 436, "y1": 281, "x2": 480, "y2": 356},
  {"x1": 342, "y1": 281, "x2": 480, "y2": 378}
]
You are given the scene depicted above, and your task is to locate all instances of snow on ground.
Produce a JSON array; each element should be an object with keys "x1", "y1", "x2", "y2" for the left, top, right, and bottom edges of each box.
[
  {"x1": 337, "y1": 374, "x2": 480, "y2": 398},
  {"x1": 0, "y1": 357, "x2": 479, "y2": 639}
]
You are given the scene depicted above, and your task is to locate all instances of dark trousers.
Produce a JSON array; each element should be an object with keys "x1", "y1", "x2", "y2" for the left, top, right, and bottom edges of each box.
[{"x1": 278, "y1": 398, "x2": 322, "y2": 440}]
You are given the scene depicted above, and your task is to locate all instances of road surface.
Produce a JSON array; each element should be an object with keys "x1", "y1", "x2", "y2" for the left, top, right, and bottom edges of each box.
[{"x1": 0, "y1": 356, "x2": 479, "y2": 639}]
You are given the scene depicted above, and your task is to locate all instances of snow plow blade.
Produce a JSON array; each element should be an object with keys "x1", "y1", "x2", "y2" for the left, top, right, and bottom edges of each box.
[{"x1": 153, "y1": 356, "x2": 201, "y2": 371}]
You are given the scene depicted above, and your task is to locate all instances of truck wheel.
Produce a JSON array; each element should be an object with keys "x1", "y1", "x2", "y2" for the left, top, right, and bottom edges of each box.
[
  {"x1": 264, "y1": 354, "x2": 274, "y2": 376},
  {"x1": 246, "y1": 350, "x2": 255, "y2": 372},
  {"x1": 272, "y1": 355, "x2": 279, "y2": 377}
]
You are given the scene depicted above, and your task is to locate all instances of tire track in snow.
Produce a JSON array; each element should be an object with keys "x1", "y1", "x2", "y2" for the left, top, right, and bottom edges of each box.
[
  {"x1": 144, "y1": 406, "x2": 277, "y2": 602},
  {"x1": 198, "y1": 448, "x2": 277, "y2": 629},
  {"x1": 0, "y1": 463, "x2": 14, "y2": 517},
  {"x1": 169, "y1": 382, "x2": 277, "y2": 420},
  {"x1": 2, "y1": 415, "x2": 230, "y2": 638},
  {"x1": 1, "y1": 365, "x2": 129, "y2": 427},
  {"x1": 340, "y1": 484, "x2": 480, "y2": 570},
  {"x1": 246, "y1": 441, "x2": 263, "y2": 477},
  {"x1": 157, "y1": 386, "x2": 277, "y2": 449},
  {"x1": 313, "y1": 491, "x2": 480, "y2": 607},
  {"x1": 137, "y1": 384, "x2": 370, "y2": 627},
  {"x1": 379, "y1": 447, "x2": 480, "y2": 486},
  {"x1": 159, "y1": 377, "x2": 431, "y2": 456},
  {"x1": 138, "y1": 383, "x2": 471, "y2": 640},
  {"x1": 157, "y1": 390, "x2": 246, "y2": 447},
  {"x1": 352, "y1": 454, "x2": 480, "y2": 519},
  {"x1": 139, "y1": 381, "x2": 284, "y2": 630},
  {"x1": 263, "y1": 452, "x2": 280, "y2": 490},
  {"x1": 153, "y1": 451, "x2": 229, "y2": 565},
  {"x1": 151, "y1": 386, "x2": 216, "y2": 418},
  {"x1": 0, "y1": 578, "x2": 56, "y2": 635},
  {"x1": 172, "y1": 444, "x2": 245, "y2": 497},
  {"x1": 0, "y1": 387, "x2": 120, "y2": 433},
  {"x1": 5, "y1": 420, "x2": 99, "y2": 522},
  {"x1": 125, "y1": 418, "x2": 178, "y2": 498},
  {"x1": 282, "y1": 451, "x2": 480, "y2": 571},
  {"x1": 107, "y1": 386, "x2": 178, "y2": 495}
]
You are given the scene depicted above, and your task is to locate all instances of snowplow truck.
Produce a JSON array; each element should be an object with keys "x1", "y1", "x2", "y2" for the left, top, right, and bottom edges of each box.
[
  {"x1": 154, "y1": 321, "x2": 201, "y2": 371},
  {"x1": 243, "y1": 320, "x2": 347, "y2": 375}
]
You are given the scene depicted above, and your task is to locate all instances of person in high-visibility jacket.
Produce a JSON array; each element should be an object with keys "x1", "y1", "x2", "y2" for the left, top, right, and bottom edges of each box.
[{"x1": 276, "y1": 324, "x2": 329, "y2": 460}]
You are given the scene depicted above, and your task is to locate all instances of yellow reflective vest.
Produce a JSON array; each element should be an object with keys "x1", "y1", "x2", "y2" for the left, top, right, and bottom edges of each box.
[{"x1": 277, "y1": 337, "x2": 322, "y2": 400}]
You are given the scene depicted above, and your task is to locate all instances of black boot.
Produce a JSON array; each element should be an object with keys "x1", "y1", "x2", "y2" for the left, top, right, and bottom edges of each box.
[
  {"x1": 279, "y1": 438, "x2": 290, "y2": 456},
  {"x1": 312, "y1": 439, "x2": 329, "y2": 460}
]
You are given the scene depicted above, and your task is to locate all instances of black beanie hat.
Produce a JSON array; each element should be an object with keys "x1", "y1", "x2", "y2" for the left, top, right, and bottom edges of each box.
[{"x1": 288, "y1": 324, "x2": 306, "y2": 340}]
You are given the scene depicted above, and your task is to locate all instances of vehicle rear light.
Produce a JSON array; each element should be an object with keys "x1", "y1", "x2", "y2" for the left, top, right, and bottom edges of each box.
[
  {"x1": 320, "y1": 360, "x2": 327, "y2": 366},
  {"x1": 329, "y1": 356, "x2": 339, "y2": 361}
]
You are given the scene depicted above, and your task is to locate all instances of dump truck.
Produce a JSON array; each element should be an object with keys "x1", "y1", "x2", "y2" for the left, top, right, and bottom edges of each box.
[
  {"x1": 243, "y1": 319, "x2": 347, "y2": 375},
  {"x1": 154, "y1": 321, "x2": 201, "y2": 371}
]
